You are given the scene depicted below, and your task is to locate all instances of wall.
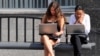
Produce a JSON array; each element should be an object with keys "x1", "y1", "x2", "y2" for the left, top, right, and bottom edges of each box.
[{"x1": 77, "y1": 0, "x2": 100, "y2": 56}]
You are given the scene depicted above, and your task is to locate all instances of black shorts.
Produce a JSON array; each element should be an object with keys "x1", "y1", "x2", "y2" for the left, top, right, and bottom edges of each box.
[
  {"x1": 41, "y1": 34, "x2": 60, "y2": 41},
  {"x1": 48, "y1": 34, "x2": 60, "y2": 41}
]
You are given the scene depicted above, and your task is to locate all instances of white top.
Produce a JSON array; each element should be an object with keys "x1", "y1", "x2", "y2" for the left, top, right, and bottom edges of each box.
[{"x1": 69, "y1": 14, "x2": 91, "y2": 35}]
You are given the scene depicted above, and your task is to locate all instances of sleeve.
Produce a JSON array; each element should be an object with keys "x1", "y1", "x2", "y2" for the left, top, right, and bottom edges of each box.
[
  {"x1": 85, "y1": 14, "x2": 91, "y2": 34},
  {"x1": 69, "y1": 15, "x2": 74, "y2": 25}
]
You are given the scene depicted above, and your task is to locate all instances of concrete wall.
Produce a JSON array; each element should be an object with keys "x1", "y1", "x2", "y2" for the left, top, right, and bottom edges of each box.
[{"x1": 77, "y1": 0, "x2": 100, "y2": 56}]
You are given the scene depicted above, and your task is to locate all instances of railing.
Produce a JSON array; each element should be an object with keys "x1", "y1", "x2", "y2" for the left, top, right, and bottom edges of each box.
[
  {"x1": 0, "y1": 0, "x2": 75, "y2": 8},
  {"x1": 0, "y1": 14, "x2": 41, "y2": 43},
  {"x1": 0, "y1": 14, "x2": 96, "y2": 55},
  {"x1": 0, "y1": 0, "x2": 48, "y2": 8}
]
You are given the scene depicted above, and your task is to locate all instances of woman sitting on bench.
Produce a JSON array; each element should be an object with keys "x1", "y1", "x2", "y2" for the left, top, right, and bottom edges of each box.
[
  {"x1": 40, "y1": 1, "x2": 65, "y2": 56},
  {"x1": 69, "y1": 5, "x2": 91, "y2": 56}
]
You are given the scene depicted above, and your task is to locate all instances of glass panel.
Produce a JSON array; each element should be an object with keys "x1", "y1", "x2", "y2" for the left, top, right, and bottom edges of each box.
[
  {"x1": 30, "y1": 0, "x2": 32, "y2": 8},
  {"x1": 56, "y1": 0, "x2": 76, "y2": 8},
  {"x1": 0, "y1": 0, "x2": 3, "y2": 8},
  {"x1": 19, "y1": 0, "x2": 22, "y2": 8},
  {"x1": 0, "y1": 0, "x2": 75, "y2": 8}
]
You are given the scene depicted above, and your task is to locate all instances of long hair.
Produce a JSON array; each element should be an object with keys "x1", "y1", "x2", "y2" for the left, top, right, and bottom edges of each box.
[{"x1": 44, "y1": 1, "x2": 66, "y2": 22}]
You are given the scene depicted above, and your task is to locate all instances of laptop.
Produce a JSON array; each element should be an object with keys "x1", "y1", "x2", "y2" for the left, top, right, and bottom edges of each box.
[
  {"x1": 39, "y1": 23, "x2": 57, "y2": 35},
  {"x1": 66, "y1": 25, "x2": 85, "y2": 34}
]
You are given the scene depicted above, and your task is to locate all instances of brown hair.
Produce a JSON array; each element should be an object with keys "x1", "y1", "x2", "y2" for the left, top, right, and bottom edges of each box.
[{"x1": 43, "y1": 1, "x2": 66, "y2": 23}]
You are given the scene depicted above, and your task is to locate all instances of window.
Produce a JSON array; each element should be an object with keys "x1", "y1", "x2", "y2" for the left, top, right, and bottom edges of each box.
[
  {"x1": 0, "y1": 0, "x2": 75, "y2": 8},
  {"x1": 0, "y1": 0, "x2": 48, "y2": 8},
  {"x1": 56, "y1": 0, "x2": 75, "y2": 8}
]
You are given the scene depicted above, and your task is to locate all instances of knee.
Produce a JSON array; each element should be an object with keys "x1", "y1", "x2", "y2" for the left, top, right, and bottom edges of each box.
[
  {"x1": 70, "y1": 35, "x2": 80, "y2": 43},
  {"x1": 41, "y1": 35, "x2": 49, "y2": 40}
]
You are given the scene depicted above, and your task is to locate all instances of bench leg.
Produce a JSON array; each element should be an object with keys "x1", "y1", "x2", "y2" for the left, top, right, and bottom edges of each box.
[
  {"x1": 55, "y1": 50, "x2": 74, "y2": 56},
  {"x1": 55, "y1": 49, "x2": 94, "y2": 56}
]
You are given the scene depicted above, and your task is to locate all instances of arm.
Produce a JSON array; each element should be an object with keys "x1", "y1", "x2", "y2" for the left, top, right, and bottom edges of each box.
[
  {"x1": 69, "y1": 14, "x2": 83, "y2": 24},
  {"x1": 59, "y1": 17, "x2": 65, "y2": 34},
  {"x1": 41, "y1": 15, "x2": 46, "y2": 23},
  {"x1": 54, "y1": 16, "x2": 65, "y2": 36},
  {"x1": 74, "y1": 15, "x2": 84, "y2": 24},
  {"x1": 85, "y1": 14, "x2": 91, "y2": 34}
]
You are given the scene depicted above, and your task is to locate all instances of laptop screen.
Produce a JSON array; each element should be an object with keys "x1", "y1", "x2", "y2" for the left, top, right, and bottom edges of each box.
[
  {"x1": 66, "y1": 25, "x2": 85, "y2": 34},
  {"x1": 39, "y1": 23, "x2": 57, "y2": 35}
]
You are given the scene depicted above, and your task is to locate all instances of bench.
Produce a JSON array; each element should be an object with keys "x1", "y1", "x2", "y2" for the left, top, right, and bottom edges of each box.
[
  {"x1": 0, "y1": 42, "x2": 96, "y2": 56},
  {"x1": 0, "y1": 14, "x2": 96, "y2": 56},
  {"x1": 58, "y1": 24, "x2": 96, "y2": 56}
]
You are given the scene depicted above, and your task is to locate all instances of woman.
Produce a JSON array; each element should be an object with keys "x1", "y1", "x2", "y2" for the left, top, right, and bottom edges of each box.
[
  {"x1": 69, "y1": 5, "x2": 91, "y2": 56},
  {"x1": 41, "y1": 1, "x2": 65, "y2": 56}
]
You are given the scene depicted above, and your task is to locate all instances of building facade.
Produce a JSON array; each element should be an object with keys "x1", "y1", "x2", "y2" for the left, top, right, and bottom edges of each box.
[
  {"x1": 0, "y1": 0, "x2": 75, "y2": 15},
  {"x1": 0, "y1": 0, "x2": 75, "y2": 8},
  {"x1": 0, "y1": 0, "x2": 99, "y2": 56}
]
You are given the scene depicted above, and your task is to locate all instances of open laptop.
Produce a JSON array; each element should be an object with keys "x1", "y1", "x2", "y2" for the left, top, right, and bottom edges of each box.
[
  {"x1": 66, "y1": 25, "x2": 85, "y2": 35},
  {"x1": 39, "y1": 23, "x2": 57, "y2": 35}
]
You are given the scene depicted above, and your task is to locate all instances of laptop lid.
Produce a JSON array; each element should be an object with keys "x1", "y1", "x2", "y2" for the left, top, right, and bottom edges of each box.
[
  {"x1": 66, "y1": 25, "x2": 85, "y2": 34},
  {"x1": 39, "y1": 23, "x2": 57, "y2": 35}
]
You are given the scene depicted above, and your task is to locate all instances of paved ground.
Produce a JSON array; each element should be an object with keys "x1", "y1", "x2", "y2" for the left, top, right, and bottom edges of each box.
[{"x1": 0, "y1": 49, "x2": 44, "y2": 56}]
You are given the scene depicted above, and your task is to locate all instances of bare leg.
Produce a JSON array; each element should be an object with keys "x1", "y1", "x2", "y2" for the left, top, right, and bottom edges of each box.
[
  {"x1": 41, "y1": 35, "x2": 54, "y2": 56},
  {"x1": 44, "y1": 46, "x2": 50, "y2": 56},
  {"x1": 41, "y1": 36, "x2": 50, "y2": 56},
  {"x1": 41, "y1": 35, "x2": 59, "y2": 56},
  {"x1": 44, "y1": 39, "x2": 60, "y2": 56}
]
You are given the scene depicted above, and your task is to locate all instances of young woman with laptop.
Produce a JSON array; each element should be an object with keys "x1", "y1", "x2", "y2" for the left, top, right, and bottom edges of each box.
[
  {"x1": 69, "y1": 5, "x2": 91, "y2": 56},
  {"x1": 40, "y1": 1, "x2": 66, "y2": 56}
]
